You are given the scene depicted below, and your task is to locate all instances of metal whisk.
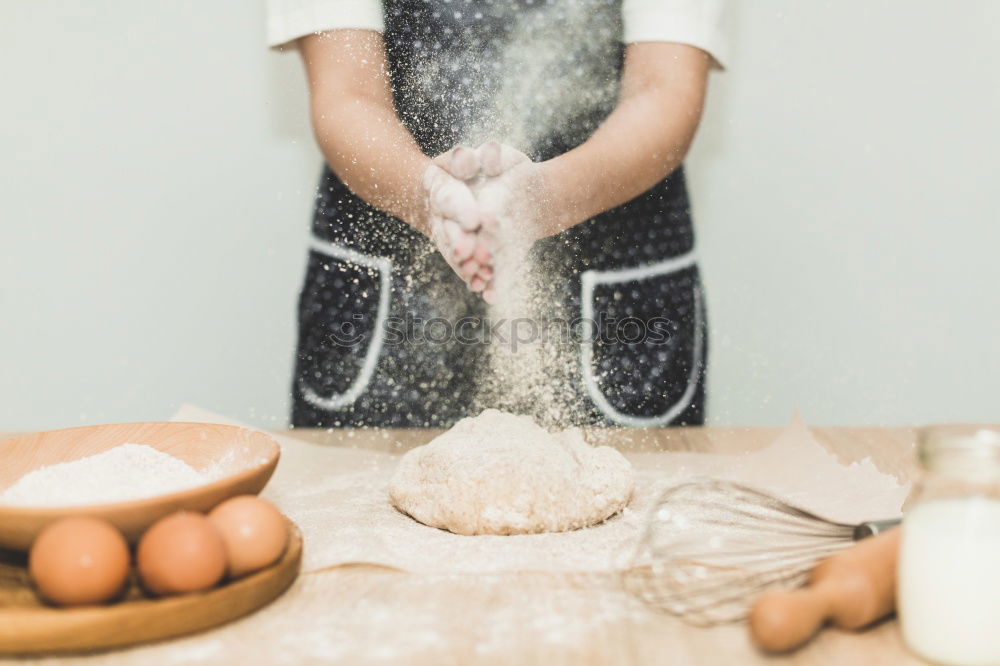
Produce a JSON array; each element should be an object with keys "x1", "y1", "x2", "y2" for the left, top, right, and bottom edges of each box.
[{"x1": 621, "y1": 479, "x2": 899, "y2": 626}]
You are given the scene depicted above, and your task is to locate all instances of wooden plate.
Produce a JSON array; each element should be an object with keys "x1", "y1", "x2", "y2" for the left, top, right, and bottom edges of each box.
[
  {"x1": 0, "y1": 522, "x2": 302, "y2": 655},
  {"x1": 0, "y1": 422, "x2": 280, "y2": 550}
]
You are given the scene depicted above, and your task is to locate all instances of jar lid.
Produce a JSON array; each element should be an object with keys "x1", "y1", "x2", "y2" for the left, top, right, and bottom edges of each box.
[{"x1": 919, "y1": 425, "x2": 1000, "y2": 476}]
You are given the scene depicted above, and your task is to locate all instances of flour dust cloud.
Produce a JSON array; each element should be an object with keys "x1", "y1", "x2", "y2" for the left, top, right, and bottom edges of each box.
[{"x1": 401, "y1": 0, "x2": 623, "y2": 428}]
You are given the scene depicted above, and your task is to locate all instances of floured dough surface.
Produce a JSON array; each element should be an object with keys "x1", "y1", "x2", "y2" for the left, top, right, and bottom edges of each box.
[{"x1": 389, "y1": 409, "x2": 635, "y2": 535}]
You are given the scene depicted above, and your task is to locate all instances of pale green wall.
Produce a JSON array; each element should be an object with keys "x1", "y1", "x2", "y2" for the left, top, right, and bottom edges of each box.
[{"x1": 1, "y1": 1, "x2": 996, "y2": 429}]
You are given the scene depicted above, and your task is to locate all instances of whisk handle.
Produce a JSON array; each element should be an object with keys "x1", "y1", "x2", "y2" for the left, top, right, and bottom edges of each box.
[{"x1": 852, "y1": 518, "x2": 902, "y2": 540}]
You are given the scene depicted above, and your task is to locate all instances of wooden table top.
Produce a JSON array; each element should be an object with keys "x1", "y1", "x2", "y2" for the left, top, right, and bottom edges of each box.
[{"x1": 1, "y1": 426, "x2": 928, "y2": 665}]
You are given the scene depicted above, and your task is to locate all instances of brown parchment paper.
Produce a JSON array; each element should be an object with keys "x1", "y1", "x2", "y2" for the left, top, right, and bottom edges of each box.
[{"x1": 169, "y1": 406, "x2": 908, "y2": 575}]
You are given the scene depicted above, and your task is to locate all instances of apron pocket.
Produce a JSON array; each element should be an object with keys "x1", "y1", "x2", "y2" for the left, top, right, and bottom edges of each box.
[
  {"x1": 580, "y1": 252, "x2": 704, "y2": 426},
  {"x1": 296, "y1": 240, "x2": 393, "y2": 411}
]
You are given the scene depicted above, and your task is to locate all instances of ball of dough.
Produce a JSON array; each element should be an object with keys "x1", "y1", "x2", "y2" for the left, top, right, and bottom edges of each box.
[{"x1": 389, "y1": 410, "x2": 634, "y2": 535}]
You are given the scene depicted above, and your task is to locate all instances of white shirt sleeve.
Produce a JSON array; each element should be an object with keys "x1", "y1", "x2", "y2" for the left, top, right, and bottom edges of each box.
[
  {"x1": 622, "y1": 0, "x2": 728, "y2": 69},
  {"x1": 266, "y1": 0, "x2": 728, "y2": 67},
  {"x1": 266, "y1": 0, "x2": 384, "y2": 49}
]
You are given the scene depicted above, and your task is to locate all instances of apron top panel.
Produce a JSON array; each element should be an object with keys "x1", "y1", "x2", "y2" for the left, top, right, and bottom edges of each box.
[{"x1": 384, "y1": 0, "x2": 624, "y2": 160}]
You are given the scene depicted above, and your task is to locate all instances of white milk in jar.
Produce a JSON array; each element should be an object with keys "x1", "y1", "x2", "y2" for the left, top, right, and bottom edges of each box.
[{"x1": 898, "y1": 426, "x2": 1000, "y2": 666}]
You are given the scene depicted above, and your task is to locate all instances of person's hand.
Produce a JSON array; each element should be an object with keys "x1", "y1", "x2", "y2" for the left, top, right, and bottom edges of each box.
[
  {"x1": 421, "y1": 147, "x2": 494, "y2": 292},
  {"x1": 474, "y1": 142, "x2": 561, "y2": 244},
  {"x1": 471, "y1": 142, "x2": 565, "y2": 303},
  {"x1": 425, "y1": 142, "x2": 562, "y2": 302},
  {"x1": 428, "y1": 143, "x2": 528, "y2": 302},
  {"x1": 430, "y1": 142, "x2": 560, "y2": 303}
]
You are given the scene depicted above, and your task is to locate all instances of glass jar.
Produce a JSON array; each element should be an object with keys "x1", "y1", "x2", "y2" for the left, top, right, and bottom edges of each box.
[{"x1": 898, "y1": 425, "x2": 1000, "y2": 666}]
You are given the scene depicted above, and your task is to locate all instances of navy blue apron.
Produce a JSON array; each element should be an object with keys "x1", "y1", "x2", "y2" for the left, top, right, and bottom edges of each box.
[{"x1": 292, "y1": 0, "x2": 708, "y2": 428}]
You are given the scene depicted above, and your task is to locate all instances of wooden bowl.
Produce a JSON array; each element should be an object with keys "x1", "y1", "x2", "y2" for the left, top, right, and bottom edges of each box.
[{"x1": 0, "y1": 422, "x2": 280, "y2": 551}]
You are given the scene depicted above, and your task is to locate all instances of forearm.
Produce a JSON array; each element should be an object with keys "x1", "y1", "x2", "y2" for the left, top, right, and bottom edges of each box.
[
  {"x1": 541, "y1": 43, "x2": 710, "y2": 233},
  {"x1": 299, "y1": 31, "x2": 431, "y2": 233},
  {"x1": 542, "y1": 94, "x2": 698, "y2": 228},
  {"x1": 311, "y1": 97, "x2": 430, "y2": 231}
]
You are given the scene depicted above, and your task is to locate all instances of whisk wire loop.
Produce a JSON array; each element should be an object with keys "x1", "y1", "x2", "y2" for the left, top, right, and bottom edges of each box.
[{"x1": 624, "y1": 478, "x2": 885, "y2": 625}]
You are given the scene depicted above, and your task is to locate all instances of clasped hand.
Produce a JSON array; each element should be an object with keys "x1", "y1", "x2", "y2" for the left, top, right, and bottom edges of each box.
[{"x1": 420, "y1": 142, "x2": 549, "y2": 304}]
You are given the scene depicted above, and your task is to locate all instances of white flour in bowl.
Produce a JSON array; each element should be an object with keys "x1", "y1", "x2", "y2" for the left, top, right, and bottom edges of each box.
[{"x1": 0, "y1": 443, "x2": 211, "y2": 507}]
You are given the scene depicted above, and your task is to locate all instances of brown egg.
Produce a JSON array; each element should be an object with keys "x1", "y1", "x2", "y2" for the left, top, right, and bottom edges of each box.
[
  {"x1": 208, "y1": 495, "x2": 288, "y2": 578},
  {"x1": 137, "y1": 512, "x2": 226, "y2": 596},
  {"x1": 29, "y1": 517, "x2": 130, "y2": 607}
]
